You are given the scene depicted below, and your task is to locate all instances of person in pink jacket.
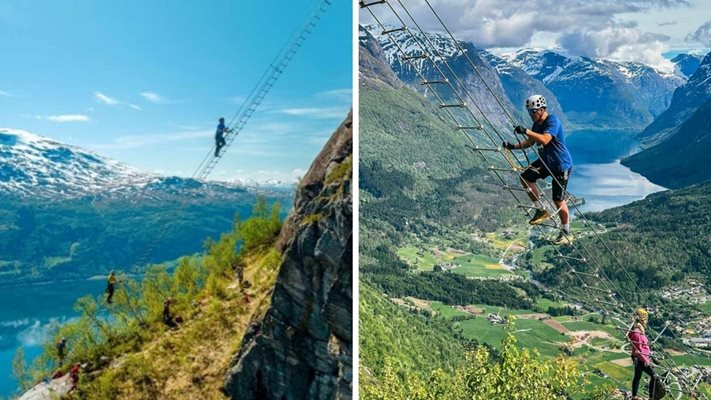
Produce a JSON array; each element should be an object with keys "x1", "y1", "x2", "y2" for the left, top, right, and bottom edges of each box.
[{"x1": 628, "y1": 308, "x2": 658, "y2": 399}]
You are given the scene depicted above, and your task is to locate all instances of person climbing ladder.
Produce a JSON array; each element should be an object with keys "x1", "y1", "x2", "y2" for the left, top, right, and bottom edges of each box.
[
  {"x1": 215, "y1": 117, "x2": 233, "y2": 157},
  {"x1": 502, "y1": 95, "x2": 574, "y2": 245}
]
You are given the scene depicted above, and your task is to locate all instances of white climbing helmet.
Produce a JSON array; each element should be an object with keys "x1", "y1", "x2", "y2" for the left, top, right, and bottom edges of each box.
[{"x1": 525, "y1": 95, "x2": 547, "y2": 110}]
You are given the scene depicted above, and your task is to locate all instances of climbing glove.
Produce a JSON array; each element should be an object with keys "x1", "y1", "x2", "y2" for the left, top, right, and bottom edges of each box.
[
  {"x1": 514, "y1": 125, "x2": 527, "y2": 135},
  {"x1": 502, "y1": 141, "x2": 516, "y2": 150}
]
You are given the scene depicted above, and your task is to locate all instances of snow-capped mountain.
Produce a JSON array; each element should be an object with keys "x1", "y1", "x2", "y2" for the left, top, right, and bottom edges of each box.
[
  {"x1": 0, "y1": 128, "x2": 263, "y2": 200},
  {"x1": 479, "y1": 50, "x2": 567, "y2": 126},
  {"x1": 361, "y1": 24, "x2": 521, "y2": 131},
  {"x1": 637, "y1": 51, "x2": 711, "y2": 147},
  {"x1": 671, "y1": 52, "x2": 705, "y2": 79},
  {"x1": 506, "y1": 49, "x2": 685, "y2": 129}
]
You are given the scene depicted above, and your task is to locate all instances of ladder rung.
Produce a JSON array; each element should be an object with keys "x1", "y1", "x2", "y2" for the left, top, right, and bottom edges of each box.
[
  {"x1": 360, "y1": 0, "x2": 386, "y2": 7},
  {"x1": 592, "y1": 298, "x2": 620, "y2": 308},
  {"x1": 382, "y1": 27, "x2": 406, "y2": 35},
  {"x1": 516, "y1": 204, "x2": 538, "y2": 210},
  {"x1": 466, "y1": 145, "x2": 500, "y2": 152},
  {"x1": 421, "y1": 79, "x2": 448, "y2": 85},
  {"x1": 402, "y1": 54, "x2": 428, "y2": 60},
  {"x1": 501, "y1": 186, "x2": 531, "y2": 193},
  {"x1": 572, "y1": 271, "x2": 599, "y2": 280},
  {"x1": 439, "y1": 103, "x2": 466, "y2": 108},
  {"x1": 582, "y1": 284, "x2": 612, "y2": 295},
  {"x1": 536, "y1": 223, "x2": 559, "y2": 229},
  {"x1": 557, "y1": 255, "x2": 587, "y2": 263},
  {"x1": 456, "y1": 125, "x2": 483, "y2": 130},
  {"x1": 488, "y1": 167, "x2": 518, "y2": 173}
]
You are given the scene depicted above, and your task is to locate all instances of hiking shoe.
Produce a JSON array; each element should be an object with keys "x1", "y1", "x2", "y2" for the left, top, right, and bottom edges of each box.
[
  {"x1": 528, "y1": 209, "x2": 550, "y2": 225},
  {"x1": 551, "y1": 231, "x2": 573, "y2": 245}
]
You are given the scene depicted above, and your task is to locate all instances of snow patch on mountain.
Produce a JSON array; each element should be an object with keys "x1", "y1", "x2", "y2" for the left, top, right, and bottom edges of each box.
[{"x1": 0, "y1": 128, "x2": 286, "y2": 200}]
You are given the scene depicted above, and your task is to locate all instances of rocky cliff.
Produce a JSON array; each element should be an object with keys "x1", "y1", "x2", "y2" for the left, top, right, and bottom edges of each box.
[{"x1": 224, "y1": 112, "x2": 353, "y2": 399}]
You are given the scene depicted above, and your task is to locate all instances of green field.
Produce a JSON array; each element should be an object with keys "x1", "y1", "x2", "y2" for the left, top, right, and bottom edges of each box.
[
  {"x1": 450, "y1": 254, "x2": 512, "y2": 278},
  {"x1": 397, "y1": 245, "x2": 437, "y2": 271},
  {"x1": 435, "y1": 301, "x2": 711, "y2": 397},
  {"x1": 430, "y1": 302, "x2": 470, "y2": 319},
  {"x1": 458, "y1": 316, "x2": 565, "y2": 358},
  {"x1": 535, "y1": 297, "x2": 566, "y2": 312},
  {"x1": 561, "y1": 321, "x2": 619, "y2": 337},
  {"x1": 397, "y1": 245, "x2": 514, "y2": 278},
  {"x1": 699, "y1": 301, "x2": 711, "y2": 314},
  {"x1": 484, "y1": 228, "x2": 528, "y2": 250}
]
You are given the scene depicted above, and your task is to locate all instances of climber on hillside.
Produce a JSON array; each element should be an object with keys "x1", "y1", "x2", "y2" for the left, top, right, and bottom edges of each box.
[
  {"x1": 215, "y1": 117, "x2": 233, "y2": 157},
  {"x1": 627, "y1": 308, "x2": 664, "y2": 400},
  {"x1": 105, "y1": 271, "x2": 119, "y2": 304},
  {"x1": 55, "y1": 337, "x2": 67, "y2": 367},
  {"x1": 502, "y1": 94, "x2": 574, "y2": 245},
  {"x1": 69, "y1": 363, "x2": 80, "y2": 390}
]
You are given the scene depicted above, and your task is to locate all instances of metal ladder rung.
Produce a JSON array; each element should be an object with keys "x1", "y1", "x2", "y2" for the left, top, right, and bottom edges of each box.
[
  {"x1": 382, "y1": 27, "x2": 406, "y2": 35},
  {"x1": 572, "y1": 271, "x2": 599, "y2": 280},
  {"x1": 488, "y1": 167, "x2": 518, "y2": 173},
  {"x1": 516, "y1": 204, "x2": 538, "y2": 210},
  {"x1": 439, "y1": 102, "x2": 466, "y2": 108},
  {"x1": 456, "y1": 125, "x2": 483, "y2": 130},
  {"x1": 501, "y1": 185, "x2": 531, "y2": 193},
  {"x1": 466, "y1": 145, "x2": 500, "y2": 153},
  {"x1": 402, "y1": 54, "x2": 428, "y2": 60},
  {"x1": 591, "y1": 298, "x2": 620, "y2": 308},
  {"x1": 421, "y1": 79, "x2": 448, "y2": 85},
  {"x1": 360, "y1": 0, "x2": 386, "y2": 7},
  {"x1": 582, "y1": 284, "x2": 612, "y2": 295},
  {"x1": 558, "y1": 254, "x2": 587, "y2": 263}
]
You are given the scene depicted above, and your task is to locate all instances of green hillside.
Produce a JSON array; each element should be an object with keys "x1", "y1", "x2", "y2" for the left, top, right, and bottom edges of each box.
[
  {"x1": 0, "y1": 194, "x2": 290, "y2": 285},
  {"x1": 535, "y1": 182, "x2": 711, "y2": 293}
]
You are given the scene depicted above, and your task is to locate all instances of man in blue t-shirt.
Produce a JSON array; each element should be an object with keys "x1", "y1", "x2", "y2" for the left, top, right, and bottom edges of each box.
[
  {"x1": 215, "y1": 117, "x2": 233, "y2": 157},
  {"x1": 502, "y1": 95, "x2": 574, "y2": 245}
]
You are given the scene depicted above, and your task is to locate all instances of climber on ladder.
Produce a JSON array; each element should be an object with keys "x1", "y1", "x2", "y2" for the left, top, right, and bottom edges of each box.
[
  {"x1": 215, "y1": 117, "x2": 233, "y2": 157},
  {"x1": 502, "y1": 95, "x2": 574, "y2": 245}
]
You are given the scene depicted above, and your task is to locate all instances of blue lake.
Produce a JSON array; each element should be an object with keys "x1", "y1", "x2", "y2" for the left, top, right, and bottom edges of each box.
[
  {"x1": 0, "y1": 279, "x2": 106, "y2": 397},
  {"x1": 564, "y1": 130, "x2": 666, "y2": 212}
]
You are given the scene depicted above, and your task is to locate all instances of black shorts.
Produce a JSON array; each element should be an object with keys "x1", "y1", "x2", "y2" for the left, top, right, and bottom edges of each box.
[{"x1": 520, "y1": 159, "x2": 571, "y2": 202}]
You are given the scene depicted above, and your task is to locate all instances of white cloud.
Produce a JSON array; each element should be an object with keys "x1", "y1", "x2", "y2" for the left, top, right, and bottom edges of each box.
[
  {"x1": 0, "y1": 89, "x2": 11, "y2": 97},
  {"x1": 362, "y1": 0, "x2": 692, "y2": 62},
  {"x1": 316, "y1": 88, "x2": 353, "y2": 102},
  {"x1": 32, "y1": 114, "x2": 90, "y2": 122},
  {"x1": 687, "y1": 20, "x2": 711, "y2": 46},
  {"x1": 280, "y1": 106, "x2": 349, "y2": 119},
  {"x1": 94, "y1": 91, "x2": 142, "y2": 110},
  {"x1": 140, "y1": 91, "x2": 164, "y2": 103},
  {"x1": 560, "y1": 26, "x2": 668, "y2": 57},
  {"x1": 94, "y1": 91, "x2": 119, "y2": 105}
]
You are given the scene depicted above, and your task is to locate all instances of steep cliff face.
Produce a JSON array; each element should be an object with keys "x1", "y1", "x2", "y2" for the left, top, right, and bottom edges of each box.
[{"x1": 224, "y1": 112, "x2": 353, "y2": 400}]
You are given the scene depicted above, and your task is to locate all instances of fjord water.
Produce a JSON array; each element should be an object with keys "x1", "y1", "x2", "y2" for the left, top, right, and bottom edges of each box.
[
  {"x1": 0, "y1": 279, "x2": 106, "y2": 397},
  {"x1": 564, "y1": 129, "x2": 666, "y2": 212}
]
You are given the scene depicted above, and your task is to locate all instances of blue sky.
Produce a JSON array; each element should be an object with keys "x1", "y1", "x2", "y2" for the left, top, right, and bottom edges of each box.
[{"x1": 0, "y1": 0, "x2": 352, "y2": 182}]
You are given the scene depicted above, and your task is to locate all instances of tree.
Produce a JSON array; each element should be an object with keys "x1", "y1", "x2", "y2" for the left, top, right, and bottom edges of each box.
[{"x1": 12, "y1": 347, "x2": 30, "y2": 391}]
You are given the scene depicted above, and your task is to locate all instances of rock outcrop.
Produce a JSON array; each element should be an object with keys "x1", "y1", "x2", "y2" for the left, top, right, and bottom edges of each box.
[{"x1": 224, "y1": 112, "x2": 353, "y2": 400}]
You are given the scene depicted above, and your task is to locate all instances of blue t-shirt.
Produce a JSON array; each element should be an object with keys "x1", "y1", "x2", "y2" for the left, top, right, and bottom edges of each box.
[
  {"x1": 531, "y1": 114, "x2": 572, "y2": 174},
  {"x1": 216, "y1": 122, "x2": 227, "y2": 137}
]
